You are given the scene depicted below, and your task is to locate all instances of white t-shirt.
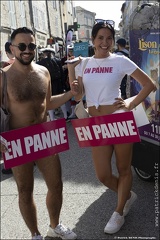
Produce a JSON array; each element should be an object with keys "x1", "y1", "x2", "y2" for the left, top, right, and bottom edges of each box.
[{"x1": 78, "y1": 54, "x2": 138, "y2": 108}]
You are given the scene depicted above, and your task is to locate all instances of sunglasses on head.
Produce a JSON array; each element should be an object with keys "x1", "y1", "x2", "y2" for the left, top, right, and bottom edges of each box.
[
  {"x1": 94, "y1": 19, "x2": 115, "y2": 27},
  {"x1": 12, "y1": 43, "x2": 37, "y2": 51}
]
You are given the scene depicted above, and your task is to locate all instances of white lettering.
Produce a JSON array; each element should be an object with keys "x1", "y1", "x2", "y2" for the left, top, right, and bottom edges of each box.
[
  {"x1": 25, "y1": 128, "x2": 66, "y2": 153},
  {"x1": 108, "y1": 123, "x2": 120, "y2": 137},
  {"x1": 50, "y1": 129, "x2": 60, "y2": 146},
  {"x1": 75, "y1": 127, "x2": 85, "y2": 141},
  {"x1": 11, "y1": 139, "x2": 23, "y2": 157},
  {"x1": 59, "y1": 127, "x2": 67, "y2": 144},
  {"x1": 24, "y1": 136, "x2": 33, "y2": 154},
  {"x1": 117, "y1": 121, "x2": 129, "y2": 136},
  {"x1": 41, "y1": 131, "x2": 52, "y2": 149},
  {"x1": 81, "y1": 126, "x2": 92, "y2": 140},
  {"x1": 4, "y1": 142, "x2": 13, "y2": 160},
  {"x1": 101, "y1": 124, "x2": 111, "y2": 138},
  {"x1": 92, "y1": 125, "x2": 101, "y2": 139},
  {"x1": 127, "y1": 120, "x2": 137, "y2": 135},
  {"x1": 34, "y1": 134, "x2": 43, "y2": 152}
]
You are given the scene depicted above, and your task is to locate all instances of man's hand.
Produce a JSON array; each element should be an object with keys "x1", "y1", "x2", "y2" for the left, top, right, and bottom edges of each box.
[{"x1": 0, "y1": 136, "x2": 8, "y2": 153}]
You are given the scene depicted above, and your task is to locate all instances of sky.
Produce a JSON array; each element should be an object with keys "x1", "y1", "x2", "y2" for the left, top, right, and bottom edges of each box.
[{"x1": 73, "y1": 1, "x2": 125, "y2": 29}]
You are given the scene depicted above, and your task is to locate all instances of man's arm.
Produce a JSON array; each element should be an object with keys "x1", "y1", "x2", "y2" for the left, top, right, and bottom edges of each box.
[{"x1": 46, "y1": 80, "x2": 79, "y2": 111}]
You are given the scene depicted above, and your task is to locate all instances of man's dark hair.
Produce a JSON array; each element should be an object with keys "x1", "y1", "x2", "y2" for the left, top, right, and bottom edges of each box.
[
  {"x1": 11, "y1": 27, "x2": 34, "y2": 42},
  {"x1": 116, "y1": 38, "x2": 126, "y2": 47},
  {"x1": 5, "y1": 42, "x2": 12, "y2": 54}
]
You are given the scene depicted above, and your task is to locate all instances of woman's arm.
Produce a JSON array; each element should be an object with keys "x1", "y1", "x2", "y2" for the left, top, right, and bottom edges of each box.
[
  {"x1": 67, "y1": 59, "x2": 84, "y2": 102},
  {"x1": 128, "y1": 68, "x2": 156, "y2": 110}
]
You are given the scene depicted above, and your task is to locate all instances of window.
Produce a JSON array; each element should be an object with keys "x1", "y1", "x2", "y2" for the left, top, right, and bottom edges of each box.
[
  {"x1": 55, "y1": 16, "x2": 58, "y2": 35},
  {"x1": 40, "y1": 10, "x2": 46, "y2": 31},
  {"x1": 67, "y1": 0, "x2": 73, "y2": 15},
  {"x1": 53, "y1": 0, "x2": 57, "y2": 10},
  {"x1": 18, "y1": 0, "x2": 26, "y2": 27},
  {"x1": 84, "y1": 15, "x2": 88, "y2": 25},
  {"x1": 8, "y1": 1, "x2": 16, "y2": 29},
  {"x1": 33, "y1": 6, "x2": 39, "y2": 29},
  {"x1": 86, "y1": 29, "x2": 90, "y2": 39}
]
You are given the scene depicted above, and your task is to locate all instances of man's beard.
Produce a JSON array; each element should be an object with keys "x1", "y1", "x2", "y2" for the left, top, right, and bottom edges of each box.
[{"x1": 15, "y1": 54, "x2": 34, "y2": 65}]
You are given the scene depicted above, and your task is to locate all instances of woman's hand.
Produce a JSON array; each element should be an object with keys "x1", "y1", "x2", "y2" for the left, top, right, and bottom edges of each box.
[
  {"x1": 70, "y1": 80, "x2": 80, "y2": 96},
  {"x1": 113, "y1": 98, "x2": 129, "y2": 111},
  {"x1": 67, "y1": 57, "x2": 82, "y2": 69}
]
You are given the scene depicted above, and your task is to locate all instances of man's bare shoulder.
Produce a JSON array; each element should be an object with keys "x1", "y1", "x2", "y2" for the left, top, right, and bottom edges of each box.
[
  {"x1": 35, "y1": 62, "x2": 49, "y2": 72},
  {"x1": 1, "y1": 64, "x2": 12, "y2": 72},
  {"x1": 3, "y1": 61, "x2": 49, "y2": 76}
]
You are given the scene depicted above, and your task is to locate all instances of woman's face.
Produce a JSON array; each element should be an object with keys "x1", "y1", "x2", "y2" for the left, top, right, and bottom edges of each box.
[{"x1": 92, "y1": 28, "x2": 114, "y2": 58}]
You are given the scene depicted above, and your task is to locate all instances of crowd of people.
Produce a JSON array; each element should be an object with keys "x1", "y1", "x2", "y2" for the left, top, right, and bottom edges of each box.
[{"x1": 0, "y1": 23, "x2": 156, "y2": 240}]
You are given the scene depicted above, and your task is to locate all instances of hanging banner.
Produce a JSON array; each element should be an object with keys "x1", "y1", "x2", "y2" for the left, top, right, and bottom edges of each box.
[
  {"x1": 129, "y1": 29, "x2": 160, "y2": 145},
  {"x1": 66, "y1": 29, "x2": 73, "y2": 55},
  {"x1": 0, "y1": 119, "x2": 69, "y2": 169},
  {"x1": 71, "y1": 112, "x2": 140, "y2": 147}
]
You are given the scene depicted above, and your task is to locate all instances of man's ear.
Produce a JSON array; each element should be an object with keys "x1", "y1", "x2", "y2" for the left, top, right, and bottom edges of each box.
[{"x1": 10, "y1": 45, "x2": 14, "y2": 55}]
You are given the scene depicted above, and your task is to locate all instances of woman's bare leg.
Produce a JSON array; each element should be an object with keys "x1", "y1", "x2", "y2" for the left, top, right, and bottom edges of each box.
[{"x1": 114, "y1": 143, "x2": 133, "y2": 215}]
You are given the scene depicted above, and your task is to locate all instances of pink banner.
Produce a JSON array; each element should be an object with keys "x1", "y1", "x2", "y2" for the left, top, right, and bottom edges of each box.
[
  {"x1": 1, "y1": 119, "x2": 69, "y2": 169},
  {"x1": 71, "y1": 112, "x2": 140, "y2": 147}
]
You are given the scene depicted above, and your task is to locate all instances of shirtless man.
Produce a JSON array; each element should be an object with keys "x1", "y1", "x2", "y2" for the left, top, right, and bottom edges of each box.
[{"x1": 0, "y1": 27, "x2": 78, "y2": 240}]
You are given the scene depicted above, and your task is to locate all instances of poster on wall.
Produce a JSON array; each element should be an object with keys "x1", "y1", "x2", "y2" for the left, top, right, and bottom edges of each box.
[{"x1": 129, "y1": 29, "x2": 160, "y2": 145}]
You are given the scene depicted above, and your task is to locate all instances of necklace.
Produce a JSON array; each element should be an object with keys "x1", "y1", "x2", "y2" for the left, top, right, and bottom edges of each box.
[{"x1": 94, "y1": 57, "x2": 107, "y2": 68}]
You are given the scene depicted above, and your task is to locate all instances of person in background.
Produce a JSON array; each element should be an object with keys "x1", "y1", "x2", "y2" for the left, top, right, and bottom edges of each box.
[
  {"x1": 37, "y1": 49, "x2": 69, "y2": 121},
  {"x1": 0, "y1": 27, "x2": 78, "y2": 240},
  {"x1": 37, "y1": 51, "x2": 44, "y2": 62},
  {"x1": 68, "y1": 21, "x2": 156, "y2": 235},
  {"x1": 1, "y1": 41, "x2": 15, "y2": 174},
  {"x1": 67, "y1": 45, "x2": 77, "y2": 119},
  {"x1": 115, "y1": 38, "x2": 129, "y2": 56},
  {"x1": 2, "y1": 42, "x2": 15, "y2": 68},
  {"x1": 114, "y1": 38, "x2": 130, "y2": 99},
  {"x1": 61, "y1": 53, "x2": 72, "y2": 118}
]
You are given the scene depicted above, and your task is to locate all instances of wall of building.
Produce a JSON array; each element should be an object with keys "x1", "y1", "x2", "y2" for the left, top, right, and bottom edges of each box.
[{"x1": 0, "y1": 0, "x2": 76, "y2": 62}]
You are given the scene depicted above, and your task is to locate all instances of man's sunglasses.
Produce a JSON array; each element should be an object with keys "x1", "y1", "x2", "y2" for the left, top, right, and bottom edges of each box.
[
  {"x1": 12, "y1": 43, "x2": 37, "y2": 51},
  {"x1": 94, "y1": 19, "x2": 115, "y2": 27}
]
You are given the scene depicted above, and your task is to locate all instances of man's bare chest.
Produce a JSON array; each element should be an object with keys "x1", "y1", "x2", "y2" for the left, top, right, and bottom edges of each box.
[{"x1": 7, "y1": 72, "x2": 48, "y2": 102}]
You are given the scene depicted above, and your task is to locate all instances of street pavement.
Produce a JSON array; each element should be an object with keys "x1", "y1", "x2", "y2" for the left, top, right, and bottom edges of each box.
[{"x1": 0, "y1": 118, "x2": 159, "y2": 240}]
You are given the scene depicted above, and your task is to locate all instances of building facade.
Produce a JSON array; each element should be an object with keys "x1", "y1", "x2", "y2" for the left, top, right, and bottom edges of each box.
[
  {"x1": 75, "y1": 6, "x2": 96, "y2": 45},
  {"x1": 1, "y1": 0, "x2": 159, "y2": 62},
  {"x1": 0, "y1": 0, "x2": 76, "y2": 61},
  {"x1": 119, "y1": 0, "x2": 159, "y2": 42}
]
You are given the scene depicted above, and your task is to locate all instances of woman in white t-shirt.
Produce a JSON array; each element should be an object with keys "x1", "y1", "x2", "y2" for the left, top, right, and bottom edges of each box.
[{"x1": 68, "y1": 21, "x2": 156, "y2": 235}]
